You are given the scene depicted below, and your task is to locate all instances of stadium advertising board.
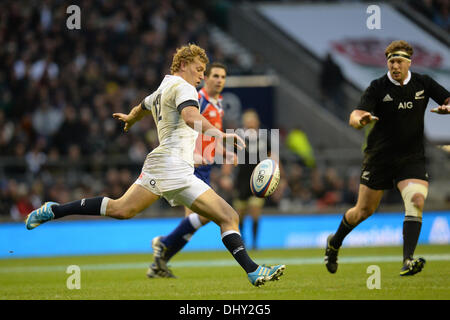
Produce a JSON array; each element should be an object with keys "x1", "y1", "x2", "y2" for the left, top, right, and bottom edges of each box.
[
  {"x1": 1, "y1": 212, "x2": 449, "y2": 258},
  {"x1": 221, "y1": 75, "x2": 277, "y2": 130}
]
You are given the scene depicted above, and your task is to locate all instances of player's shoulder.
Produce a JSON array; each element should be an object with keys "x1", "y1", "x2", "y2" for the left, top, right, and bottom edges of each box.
[
  {"x1": 411, "y1": 72, "x2": 428, "y2": 79},
  {"x1": 360, "y1": 74, "x2": 386, "y2": 95},
  {"x1": 410, "y1": 72, "x2": 434, "y2": 85},
  {"x1": 369, "y1": 74, "x2": 389, "y2": 88},
  {"x1": 162, "y1": 75, "x2": 194, "y2": 90},
  {"x1": 164, "y1": 75, "x2": 198, "y2": 99},
  {"x1": 362, "y1": 74, "x2": 389, "y2": 98}
]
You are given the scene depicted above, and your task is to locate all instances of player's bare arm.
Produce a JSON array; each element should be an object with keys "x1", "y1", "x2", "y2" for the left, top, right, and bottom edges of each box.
[
  {"x1": 113, "y1": 103, "x2": 152, "y2": 132},
  {"x1": 430, "y1": 97, "x2": 450, "y2": 114},
  {"x1": 181, "y1": 106, "x2": 246, "y2": 150},
  {"x1": 349, "y1": 109, "x2": 379, "y2": 129}
]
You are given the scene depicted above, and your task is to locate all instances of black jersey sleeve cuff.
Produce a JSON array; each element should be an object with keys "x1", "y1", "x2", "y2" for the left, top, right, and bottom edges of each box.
[
  {"x1": 140, "y1": 101, "x2": 147, "y2": 110},
  {"x1": 177, "y1": 100, "x2": 199, "y2": 113},
  {"x1": 355, "y1": 106, "x2": 372, "y2": 112}
]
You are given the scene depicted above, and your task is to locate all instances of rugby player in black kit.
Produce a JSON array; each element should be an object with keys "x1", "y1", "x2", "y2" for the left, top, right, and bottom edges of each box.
[{"x1": 324, "y1": 40, "x2": 450, "y2": 276}]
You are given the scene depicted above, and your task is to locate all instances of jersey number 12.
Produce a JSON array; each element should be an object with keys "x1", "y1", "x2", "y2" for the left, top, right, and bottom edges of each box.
[{"x1": 153, "y1": 94, "x2": 162, "y2": 122}]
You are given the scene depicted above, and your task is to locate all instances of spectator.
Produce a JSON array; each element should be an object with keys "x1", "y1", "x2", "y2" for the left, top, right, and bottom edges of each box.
[
  {"x1": 317, "y1": 167, "x2": 344, "y2": 209},
  {"x1": 9, "y1": 182, "x2": 34, "y2": 221},
  {"x1": 433, "y1": 0, "x2": 450, "y2": 31},
  {"x1": 286, "y1": 128, "x2": 316, "y2": 168},
  {"x1": 319, "y1": 53, "x2": 346, "y2": 119},
  {"x1": 31, "y1": 102, "x2": 64, "y2": 138}
]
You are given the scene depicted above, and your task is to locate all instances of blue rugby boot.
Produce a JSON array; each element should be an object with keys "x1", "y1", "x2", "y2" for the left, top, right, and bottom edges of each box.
[
  {"x1": 247, "y1": 264, "x2": 286, "y2": 287},
  {"x1": 25, "y1": 202, "x2": 58, "y2": 230}
]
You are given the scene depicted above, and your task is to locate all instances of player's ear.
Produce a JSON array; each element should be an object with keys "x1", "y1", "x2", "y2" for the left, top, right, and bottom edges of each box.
[{"x1": 180, "y1": 61, "x2": 186, "y2": 72}]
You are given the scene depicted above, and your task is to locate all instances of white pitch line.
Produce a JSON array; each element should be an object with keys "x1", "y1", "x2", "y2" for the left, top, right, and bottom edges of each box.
[{"x1": 0, "y1": 254, "x2": 449, "y2": 273}]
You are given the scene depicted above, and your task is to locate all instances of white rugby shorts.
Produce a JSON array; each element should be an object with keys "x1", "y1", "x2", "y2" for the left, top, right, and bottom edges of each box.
[{"x1": 134, "y1": 155, "x2": 210, "y2": 207}]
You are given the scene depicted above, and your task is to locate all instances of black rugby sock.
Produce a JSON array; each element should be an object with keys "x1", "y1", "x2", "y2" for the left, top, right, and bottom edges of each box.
[
  {"x1": 330, "y1": 214, "x2": 355, "y2": 249},
  {"x1": 222, "y1": 231, "x2": 258, "y2": 273},
  {"x1": 52, "y1": 197, "x2": 105, "y2": 219},
  {"x1": 403, "y1": 219, "x2": 422, "y2": 262}
]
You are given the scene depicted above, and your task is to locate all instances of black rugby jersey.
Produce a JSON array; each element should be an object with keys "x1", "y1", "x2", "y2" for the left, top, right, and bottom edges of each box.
[{"x1": 356, "y1": 72, "x2": 449, "y2": 165}]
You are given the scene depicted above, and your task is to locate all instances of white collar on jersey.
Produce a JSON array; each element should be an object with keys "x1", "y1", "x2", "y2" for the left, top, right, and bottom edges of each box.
[
  {"x1": 209, "y1": 96, "x2": 218, "y2": 105},
  {"x1": 387, "y1": 70, "x2": 411, "y2": 86}
]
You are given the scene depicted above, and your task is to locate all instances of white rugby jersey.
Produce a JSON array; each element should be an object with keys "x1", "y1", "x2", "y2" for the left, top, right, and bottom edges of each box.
[{"x1": 142, "y1": 75, "x2": 199, "y2": 166}]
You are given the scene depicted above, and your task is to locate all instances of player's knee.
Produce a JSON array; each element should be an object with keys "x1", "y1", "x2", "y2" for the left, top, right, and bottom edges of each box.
[
  {"x1": 224, "y1": 210, "x2": 239, "y2": 224},
  {"x1": 401, "y1": 183, "x2": 428, "y2": 220},
  {"x1": 108, "y1": 201, "x2": 138, "y2": 219},
  {"x1": 358, "y1": 205, "x2": 375, "y2": 221},
  {"x1": 114, "y1": 211, "x2": 133, "y2": 220},
  {"x1": 219, "y1": 207, "x2": 240, "y2": 227},
  {"x1": 411, "y1": 193, "x2": 425, "y2": 211},
  {"x1": 198, "y1": 214, "x2": 210, "y2": 226},
  {"x1": 110, "y1": 209, "x2": 132, "y2": 220}
]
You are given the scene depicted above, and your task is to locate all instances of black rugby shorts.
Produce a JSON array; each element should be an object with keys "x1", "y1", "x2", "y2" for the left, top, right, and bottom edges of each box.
[{"x1": 360, "y1": 159, "x2": 428, "y2": 190}]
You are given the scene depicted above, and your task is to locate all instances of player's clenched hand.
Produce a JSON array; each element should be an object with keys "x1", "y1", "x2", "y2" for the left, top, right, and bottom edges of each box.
[
  {"x1": 113, "y1": 113, "x2": 135, "y2": 132},
  {"x1": 430, "y1": 105, "x2": 450, "y2": 114},
  {"x1": 358, "y1": 112, "x2": 379, "y2": 128}
]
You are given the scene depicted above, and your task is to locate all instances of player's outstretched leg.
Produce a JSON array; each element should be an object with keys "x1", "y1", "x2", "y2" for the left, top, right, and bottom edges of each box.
[
  {"x1": 25, "y1": 202, "x2": 59, "y2": 230},
  {"x1": 400, "y1": 257, "x2": 426, "y2": 276},
  {"x1": 25, "y1": 185, "x2": 159, "y2": 230}
]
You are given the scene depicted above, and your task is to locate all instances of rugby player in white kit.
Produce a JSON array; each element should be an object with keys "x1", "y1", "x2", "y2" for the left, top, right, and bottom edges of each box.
[{"x1": 25, "y1": 44, "x2": 285, "y2": 287}]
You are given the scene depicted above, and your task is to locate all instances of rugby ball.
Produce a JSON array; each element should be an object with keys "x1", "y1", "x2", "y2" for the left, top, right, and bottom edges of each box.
[{"x1": 250, "y1": 159, "x2": 280, "y2": 198}]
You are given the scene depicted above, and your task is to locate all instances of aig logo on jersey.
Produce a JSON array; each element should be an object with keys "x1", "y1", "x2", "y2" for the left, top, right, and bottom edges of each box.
[{"x1": 398, "y1": 101, "x2": 413, "y2": 109}]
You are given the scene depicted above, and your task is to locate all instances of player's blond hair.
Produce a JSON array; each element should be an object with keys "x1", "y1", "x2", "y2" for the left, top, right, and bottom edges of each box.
[
  {"x1": 170, "y1": 44, "x2": 209, "y2": 74},
  {"x1": 385, "y1": 40, "x2": 413, "y2": 58}
]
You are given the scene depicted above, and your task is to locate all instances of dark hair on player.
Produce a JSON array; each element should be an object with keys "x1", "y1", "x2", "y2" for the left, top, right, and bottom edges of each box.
[{"x1": 205, "y1": 62, "x2": 227, "y2": 77}]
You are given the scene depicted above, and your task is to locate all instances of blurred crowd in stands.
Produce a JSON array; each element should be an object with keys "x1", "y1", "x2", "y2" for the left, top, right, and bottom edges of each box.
[
  {"x1": 409, "y1": 0, "x2": 450, "y2": 32},
  {"x1": 1, "y1": 0, "x2": 444, "y2": 221}
]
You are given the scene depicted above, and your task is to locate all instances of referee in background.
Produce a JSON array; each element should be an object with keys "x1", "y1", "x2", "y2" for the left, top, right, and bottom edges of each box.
[{"x1": 325, "y1": 40, "x2": 450, "y2": 276}]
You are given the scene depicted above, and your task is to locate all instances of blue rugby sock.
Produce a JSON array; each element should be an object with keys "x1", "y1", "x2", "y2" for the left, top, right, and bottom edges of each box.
[{"x1": 161, "y1": 213, "x2": 202, "y2": 261}]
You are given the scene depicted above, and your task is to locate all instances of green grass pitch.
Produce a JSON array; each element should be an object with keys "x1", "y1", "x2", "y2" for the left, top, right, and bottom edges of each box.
[{"x1": 0, "y1": 244, "x2": 449, "y2": 300}]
